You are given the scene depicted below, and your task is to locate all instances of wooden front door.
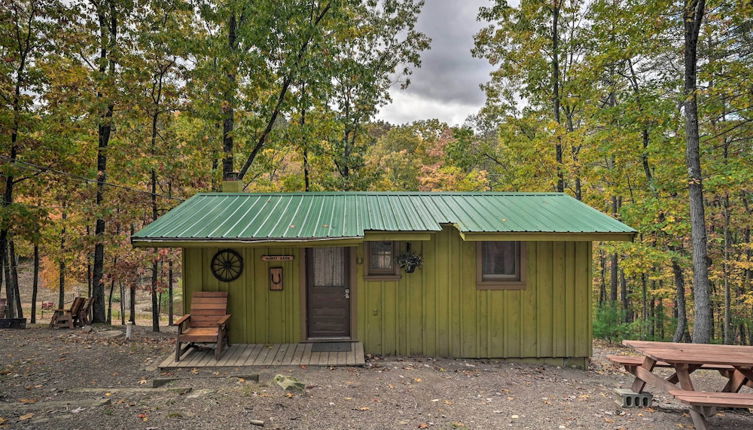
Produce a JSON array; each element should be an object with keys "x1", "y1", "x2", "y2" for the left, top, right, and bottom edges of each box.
[{"x1": 306, "y1": 247, "x2": 351, "y2": 338}]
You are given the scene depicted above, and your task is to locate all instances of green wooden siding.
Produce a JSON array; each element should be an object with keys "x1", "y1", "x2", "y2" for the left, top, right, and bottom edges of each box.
[
  {"x1": 182, "y1": 227, "x2": 592, "y2": 359},
  {"x1": 183, "y1": 247, "x2": 302, "y2": 345},
  {"x1": 355, "y1": 228, "x2": 592, "y2": 358}
]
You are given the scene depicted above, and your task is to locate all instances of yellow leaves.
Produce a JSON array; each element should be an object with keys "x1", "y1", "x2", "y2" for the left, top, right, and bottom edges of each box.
[
  {"x1": 355, "y1": 406, "x2": 370, "y2": 411},
  {"x1": 18, "y1": 398, "x2": 37, "y2": 404},
  {"x1": 18, "y1": 413, "x2": 33, "y2": 421}
]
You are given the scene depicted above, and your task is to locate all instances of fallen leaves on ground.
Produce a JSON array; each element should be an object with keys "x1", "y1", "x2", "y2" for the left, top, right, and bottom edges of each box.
[{"x1": 18, "y1": 413, "x2": 33, "y2": 421}]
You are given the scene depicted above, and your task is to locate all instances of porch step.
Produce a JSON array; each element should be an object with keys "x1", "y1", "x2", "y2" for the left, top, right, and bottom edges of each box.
[{"x1": 159, "y1": 342, "x2": 365, "y2": 369}]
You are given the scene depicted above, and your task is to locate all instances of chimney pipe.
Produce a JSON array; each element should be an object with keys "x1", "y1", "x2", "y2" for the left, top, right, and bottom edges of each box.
[{"x1": 222, "y1": 172, "x2": 242, "y2": 193}]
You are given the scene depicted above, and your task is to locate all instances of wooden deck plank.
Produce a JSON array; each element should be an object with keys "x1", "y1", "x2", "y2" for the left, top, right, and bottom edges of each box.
[
  {"x1": 230, "y1": 345, "x2": 251, "y2": 366},
  {"x1": 291, "y1": 343, "x2": 305, "y2": 365},
  {"x1": 193, "y1": 350, "x2": 214, "y2": 368},
  {"x1": 225, "y1": 345, "x2": 246, "y2": 366},
  {"x1": 272, "y1": 344, "x2": 290, "y2": 365},
  {"x1": 301, "y1": 343, "x2": 313, "y2": 366},
  {"x1": 355, "y1": 342, "x2": 365, "y2": 365},
  {"x1": 217, "y1": 345, "x2": 239, "y2": 366},
  {"x1": 239, "y1": 344, "x2": 260, "y2": 366},
  {"x1": 282, "y1": 343, "x2": 297, "y2": 364},
  {"x1": 252, "y1": 345, "x2": 272, "y2": 365},
  {"x1": 266, "y1": 344, "x2": 283, "y2": 365},
  {"x1": 243, "y1": 343, "x2": 264, "y2": 366},
  {"x1": 186, "y1": 348, "x2": 206, "y2": 367},
  {"x1": 264, "y1": 344, "x2": 283, "y2": 365},
  {"x1": 158, "y1": 342, "x2": 366, "y2": 368},
  {"x1": 159, "y1": 354, "x2": 175, "y2": 369},
  {"x1": 258, "y1": 344, "x2": 278, "y2": 365}
]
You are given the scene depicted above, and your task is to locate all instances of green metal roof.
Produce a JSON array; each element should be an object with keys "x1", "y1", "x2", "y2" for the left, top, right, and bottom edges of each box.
[{"x1": 132, "y1": 192, "x2": 635, "y2": 244}]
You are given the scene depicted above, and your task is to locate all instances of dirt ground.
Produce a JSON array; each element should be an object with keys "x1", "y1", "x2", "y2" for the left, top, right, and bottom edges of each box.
[{"x1": 1, "y1": 328, "x2": 752, "y2": 430}]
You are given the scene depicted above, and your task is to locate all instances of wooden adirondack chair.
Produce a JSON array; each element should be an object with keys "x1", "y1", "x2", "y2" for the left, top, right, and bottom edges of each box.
[
  {"x1": 74, "y1": 297, "x2": 93, "y2": 327},
  {"x1": 50, "y1": 297, "x2": 86, "y2": 329},
  {"x1": 175, "y1": 292, "x2": 231, "y2": 361}
]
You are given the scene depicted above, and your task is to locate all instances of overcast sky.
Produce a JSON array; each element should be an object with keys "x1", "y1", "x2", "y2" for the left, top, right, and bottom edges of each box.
[{"x1": 376, "y1": 0, "x2": 494, "y2": 126}]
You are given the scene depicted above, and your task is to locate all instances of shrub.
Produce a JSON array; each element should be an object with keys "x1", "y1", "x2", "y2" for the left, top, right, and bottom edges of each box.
[{"x1": 593, "y1": 303, "x2": 632, "y2": 343}]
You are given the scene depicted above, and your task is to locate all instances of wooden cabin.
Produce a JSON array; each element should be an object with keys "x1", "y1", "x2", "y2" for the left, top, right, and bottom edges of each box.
[{"x1": 133, "y1": 186, "x2": 635, "y2": 368}]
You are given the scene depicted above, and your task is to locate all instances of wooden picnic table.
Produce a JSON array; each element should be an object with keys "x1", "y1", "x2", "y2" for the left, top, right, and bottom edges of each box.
[{"x1": 616, "y1": 340, "x2": 753, "y2": 429}]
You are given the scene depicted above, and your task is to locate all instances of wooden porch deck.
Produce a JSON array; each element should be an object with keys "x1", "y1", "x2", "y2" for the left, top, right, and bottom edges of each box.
[{"x1": 159, "y1": 342, "x2": 365, "y2": 369}]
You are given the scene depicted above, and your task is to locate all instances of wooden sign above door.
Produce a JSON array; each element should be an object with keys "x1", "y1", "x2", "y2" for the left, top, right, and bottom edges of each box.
[{"x1": 261, "y1": 255, "x2": 294, "y2": 262}]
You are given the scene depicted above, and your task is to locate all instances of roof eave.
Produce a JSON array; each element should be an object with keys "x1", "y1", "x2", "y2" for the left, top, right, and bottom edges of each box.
[
  {"x1": 457, "y1": 231, "x2": 637, "y2": 242},
  {"x1": 131, "y1": 236, "x2": 365, "y2": 248}
]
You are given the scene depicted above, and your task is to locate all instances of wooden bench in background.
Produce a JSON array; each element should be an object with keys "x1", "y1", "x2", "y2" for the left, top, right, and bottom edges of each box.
[
  {"x1": 175, "y1": 292, "x2": 231, "y2": 361},
  {"x1": 50, "y1": 297, "x2": 85, "y2": 329}
]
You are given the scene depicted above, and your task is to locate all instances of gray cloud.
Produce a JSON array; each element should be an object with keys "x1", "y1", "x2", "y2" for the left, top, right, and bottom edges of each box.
[{"x1": 379, "y1": 0, "x2": 494, "y2": 125}]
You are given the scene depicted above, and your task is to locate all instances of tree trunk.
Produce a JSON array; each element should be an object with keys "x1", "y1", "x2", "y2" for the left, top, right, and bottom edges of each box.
[
  {"x1": 300, "y1": 84, "x2": 310, "y2": 192},
  {"x1": 0, "y1": 253, "x2": 4, "y2": 317},
  {"x1": 58, "y1": 223, "x2": 66, "y2": 309},
  {"x1": 168, "y1": 259, "x2": 174, "y2": 326},
  {"x1": 107, "y1": 277, "x2": 115, "y2": 324},
  {"x1": 682, "y1": 0, "x2": 711, "y2": 344},
  {"x1": 151, "y1": 259, "x2": 160, "y2": 332},
  {"x1": 620, "y1": 270, "x2": 630, "y2": 323},
  {"x1": 672, "y1": 260, "x2": 690, "y2": 342},
  {"x1": 31, "y1": 244, "x2": 39, "y2": 323},
  {"x1": 129, "y1": 285, "x2": 136, "y2": 324},
  {"x1": 119, "y1": 281, "x2": 125, "y2": 325},
  {"x1": 641, "y1": 274, "x2": 648, "y2": 338},
  {"x1": 723, "y1": 193, "x2": 732, "y2": 344},
  {"x1": 551, "y1": 1, "x2": 564, "y2": 192},
  {"x1": 91, "y1": 1, "x2": 118, "y2": 324},
  {"x1": 2, "y1": 242, "x2": 15, "y2": 318},
  {"x1": 598, "y1": 251, "x2": 606, "y2": 305},
  {"x1": 649, "y1": 297, "x2": 655, "y2": 339},
  {"x1": 657, "y1": 298, "x2": 665, "y2": 340},
  {"x1": 8, "y1": 241, "x2": 21, "y2": 319},
  {"x1": 222, "y1": 13, "x2": 238, "y2": 179},
  {"x1": 609, "y1": 253, "x2": 618, "y2": 303}
]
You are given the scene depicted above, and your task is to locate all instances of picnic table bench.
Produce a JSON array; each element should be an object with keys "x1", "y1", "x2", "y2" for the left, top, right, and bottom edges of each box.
[{"x1": 609, "y1": 340, "x2": 753, "y2": 429}]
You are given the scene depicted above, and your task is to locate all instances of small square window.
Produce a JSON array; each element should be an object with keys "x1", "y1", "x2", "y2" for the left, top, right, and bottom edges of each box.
[
  {"x1": 477, "y1": 241, "x2": 526, "y2": 289},
  {"x1": 365, "y1": 241, "x2": 400, "y2": 279}
]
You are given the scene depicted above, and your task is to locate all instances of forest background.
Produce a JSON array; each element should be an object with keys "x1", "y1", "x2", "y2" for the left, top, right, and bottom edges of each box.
[{"x1": 1, "y1": 0, "x2": 752, "y2": 344}]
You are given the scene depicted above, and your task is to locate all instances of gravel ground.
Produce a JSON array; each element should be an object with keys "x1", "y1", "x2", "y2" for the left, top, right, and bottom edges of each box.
[{"x1": 1, "y1": 328, "x2": 752, "y2": 429}]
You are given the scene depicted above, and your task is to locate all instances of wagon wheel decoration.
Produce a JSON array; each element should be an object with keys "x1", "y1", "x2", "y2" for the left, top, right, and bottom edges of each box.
[{"x1": 210, "y1": 249, "x2": 243, "y2": 282}]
